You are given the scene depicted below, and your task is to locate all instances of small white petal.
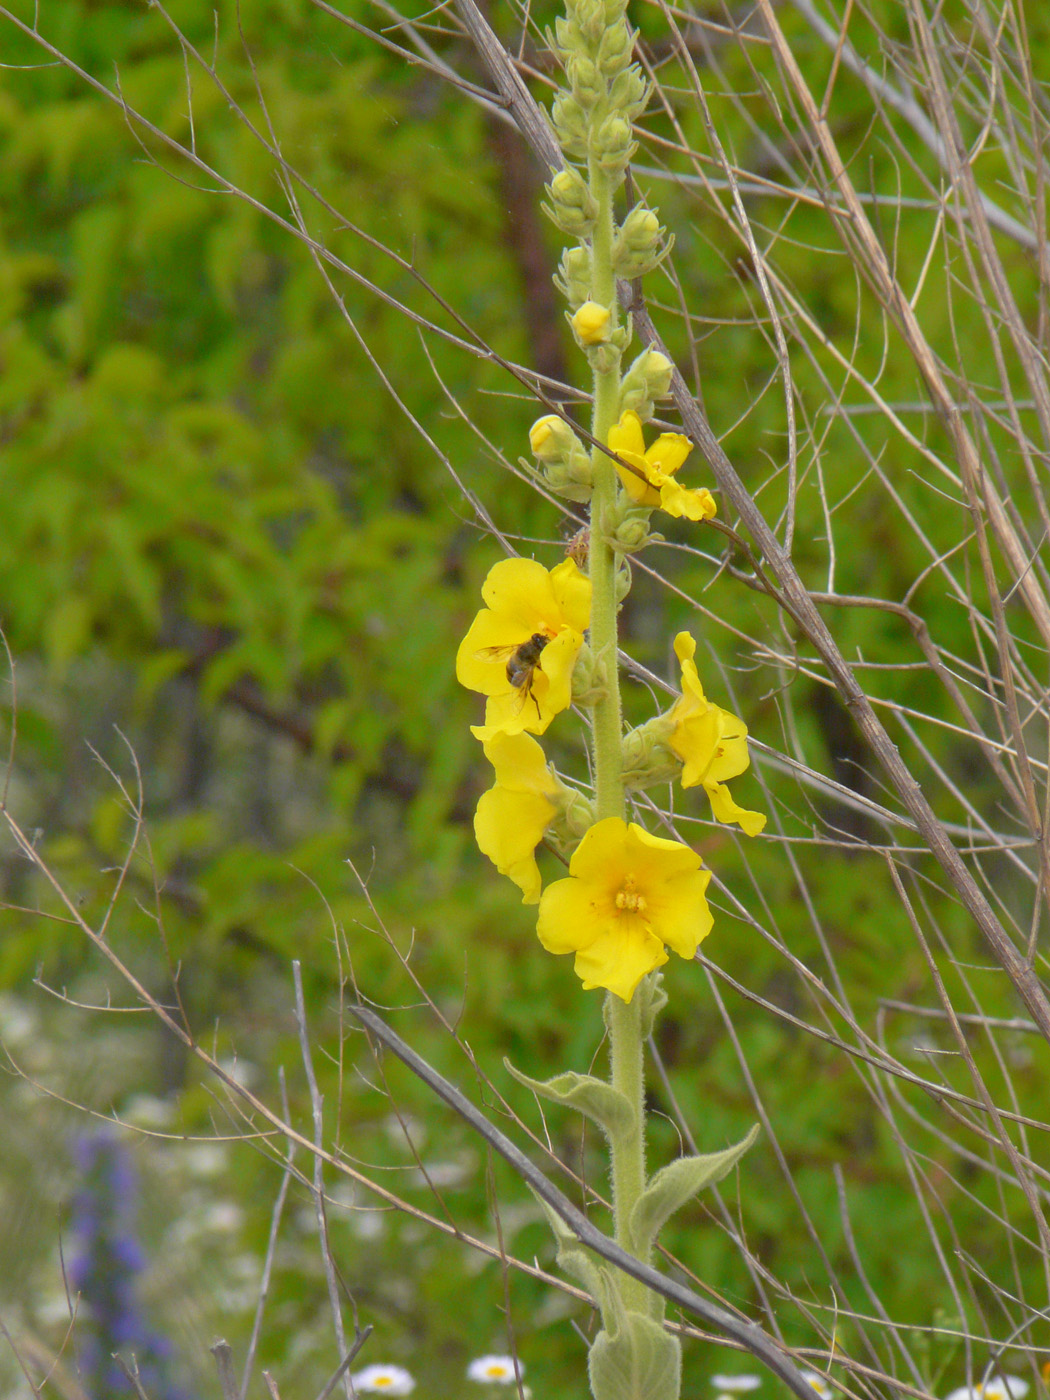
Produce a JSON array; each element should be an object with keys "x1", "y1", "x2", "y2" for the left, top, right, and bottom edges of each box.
[{"x1": 712, "y1": 1377, "x2": 761, "y2": 1392}]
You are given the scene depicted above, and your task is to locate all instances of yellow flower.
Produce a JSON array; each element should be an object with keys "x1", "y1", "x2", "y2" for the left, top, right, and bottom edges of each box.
[
  {"x1": 669, "y1": 632, "x2": 766, "y2": 836},
  {"x1": 537, "y1": 817, "x2": 713, "y2": 1003},
  {"x1": 475, "y1": 732, "x2": 558, "y2": 904},
  {"x1": 570, "y1": 300, "x2": 612, "y2": 345},
  {"x1": 608, "y1": 409, "x2": 717, "y2": 521},
  {"x1": 456, "y1": 557, "x2": 592, "y2": 741}
]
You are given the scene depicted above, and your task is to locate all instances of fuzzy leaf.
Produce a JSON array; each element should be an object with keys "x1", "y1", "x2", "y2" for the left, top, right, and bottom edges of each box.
[
  {"x1": 629, "y1": 1124, "x2": 760, "y2": 1255},
  {"x1": 530, "y1": 1188, "x2": 603, "y2": 1297},
  {"x1": 505, "y1": 1058, "x2": 636, "y2": 1141},
  {"x1": 589, "y1": 1312, "x2": 682, "y2": 1400}
]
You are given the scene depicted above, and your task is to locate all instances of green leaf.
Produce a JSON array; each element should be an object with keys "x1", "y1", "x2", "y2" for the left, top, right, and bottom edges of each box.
[
  {"x1": 629, "y1": 1124, "x2": 760, "y2": 1256},
  {"x1": 529, "y1": 1188, "x2": 603, "y2": 1297},
  {"x1": 505, "y1": 1057, "x2": 636, "y2": 1141},
  {"x1": 589, "y1": 1311, "x2": 682, "y2": 1400}
]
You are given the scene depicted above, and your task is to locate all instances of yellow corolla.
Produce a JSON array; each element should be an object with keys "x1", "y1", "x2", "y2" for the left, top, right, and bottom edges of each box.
[
  {"x1": 456, "y1": 557, "x2": 592, "y2": 741},
  {"x1": 608, "y1": 410, "x2": 717, "y2": 522},
  {"x1": 669, "y1": 632, "x2": 766, "y2": 836},
  {"x1": 537, "y1": 818, "x2": 713, "y2": 1003},
  {"x1": 475, "y1": 732, "x2": 558, "y2": 904}
]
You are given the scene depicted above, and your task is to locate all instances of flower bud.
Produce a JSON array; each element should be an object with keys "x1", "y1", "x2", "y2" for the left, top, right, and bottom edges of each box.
[
  {"x1": 618, "y1": 347, "x2": 674, "y2": 418},
  {"x1": 609, "y1": 66, "x2": 649, "y2": 117},
  {"x1": 569, "y1": 641, "x2": 605, "y2": 707},
  {"x1": 597, "y1": 21, "x2": 634, "y2": 76},
  {"x1": 544, "y1": 166, "x2": 599, "y2": 236},
  {"x1": 573, "y1": 0, "x2": 608, "y2": 45},
  {"x1": 554, "y1": 785, "x2": 596, "y2": 841},
  {"x1": 529, "y1": 413, "x2": 576, "y2": 463},
  {"x1": 553, "y1": 244, "x2": 592, "y2": 309},
  {"x1": 529, "y1": 414, "x2": 593, "y2": 502},
  {"x1": 614, "y1": 558, "x2": 632, "y2": 601},
  {"x1": 612, "y1": 205, "x2": 669, "y2": 279},
  {"x1": 602, "y1": 497, "x2": 655, "y2": 553},
  {"x1": 552, "y1": 92, "x2": 589, "y2": 157},
  {"x1": 591, "y1": 114, "x2": 635, "y2": 176},
  {"x1": 570, "y1": 300, "x2": 612, "y2": 346},
  {"x1": 568, "y1": 52, "x2": 604, "y2": 108},
  {"x1": 622, "y1": 715, "x2": 679, "y2": 790},
  {"x1": 552, "y1": 16, "x2": 577, "y2": 58}
]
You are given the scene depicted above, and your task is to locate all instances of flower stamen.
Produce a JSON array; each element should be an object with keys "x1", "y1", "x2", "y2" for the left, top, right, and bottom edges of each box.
[{"x1": 615, "y1": 873, "x2": 647, "y2": 913}]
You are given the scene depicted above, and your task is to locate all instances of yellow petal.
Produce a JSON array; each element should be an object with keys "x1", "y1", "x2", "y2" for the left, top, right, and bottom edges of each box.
[
  {"x1": 455, "y1": 609, "x2": 519, "y2": 696},
  {"x1": 705, "y1": 782, "x2": 767, "y2": 836},
  {"x1": 481, "y1": 557, "x2": 560, "y2": 632},
  {"x1": 573, "y1": 918, "x2": 668, "y2": 1002},
  {"x1": 645, "y1": 431, "x2": 692, "y2": 478},
  {"x1": 643, "y1": 865, "x2": 713, "y2": 958},
  {"x1": 537, "y1": 874, "x2": 612, "y2": 955},
  {"x1": 619, "y1": 819, "x2": 704, "y2": 881},
  {"x1": 608, "y1": 410, "x2": 646, "y2": 460},
  {"x1": 475, "y1": 786, "x2": 556, "y2": 903},
  {"x1": 658, "y1": 479, "x2": 717, "y2": 521},
  {"x1": 670, "y1": 706, "x2": 724, "y2": 788},
  {"x1": 549, "y1": 558, "x2": 592, "y2": 633},
  {"x1": 471, "y1": 683, "x2": 548, "y2": 741},
  {"x1": 482, "y1": 731, "x2": 558, "y2": 795},
  {"x1": 704, "y1": 725, "x2": 751, "y2": 785}
]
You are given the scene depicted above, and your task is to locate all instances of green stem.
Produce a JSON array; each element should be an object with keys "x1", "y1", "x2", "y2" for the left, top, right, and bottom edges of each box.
[{"x1": 586, "y1": 159, "x2": 652, "y2": 1319}]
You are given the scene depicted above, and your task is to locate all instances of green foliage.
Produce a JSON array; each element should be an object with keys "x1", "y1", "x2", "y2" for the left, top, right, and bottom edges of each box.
[{"x1": 1, "y1": 0, "x2": 1049, "y2": 1395}]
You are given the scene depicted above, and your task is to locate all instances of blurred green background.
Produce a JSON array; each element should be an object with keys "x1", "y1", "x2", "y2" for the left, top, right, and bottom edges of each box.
[{"x1": 1, "y1": 0, "x2": 1048, "y2": 1395}]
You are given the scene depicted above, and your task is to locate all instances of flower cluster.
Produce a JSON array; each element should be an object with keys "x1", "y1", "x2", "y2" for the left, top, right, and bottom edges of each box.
[
  {"x1": 456, "y1": 555, "x2": 763, "y2": 1000},
  {"x1": 350, "y1": 1356, "x2": 525, "y2": 1394}
]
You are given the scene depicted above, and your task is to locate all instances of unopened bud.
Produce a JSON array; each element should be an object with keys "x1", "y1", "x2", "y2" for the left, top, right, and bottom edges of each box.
[
  {"x1": 569, "y1": 641, "x2": 605, "y2": 707},
  {"x1": 529, "y1": 414, "x2": 593, "y2": 502},
  {"x1": 556, "y1": 785, "x2": 596, "y2": 840},
  {"x1": 591, "y1": 114, "x2": 635, "y2": 176},
  {"x1": 618, "y1": 347, "x2": 674, "y2": 418},
  {"x1": 544, "y1": 166, "x2": 599, "y2": 236},
  {"x1": 553, "y1": 244, "x2": 592, "y2": 309},
  {"x1": 552, "y1": 92, "x2": 589, "y2": 157},
  {"x1": 529, "y1": 413, "x2": 576, "y2": 463},
  {"x1": 622, "y1": 715, "x2": 679, "y2": 790},
  {"x1": 570, "y1": 300, "x2": 612, "y2": 346},
  {"x1": 597, "y1": 21, "x2": 634, "y2": 76},
  {"x1": 609, "y1": 66, "x2": 649, "y2": 117},
  {"x1": 568, "y1": 52, "x2": 603, "y2": 107},
  {"x1": 574, "y1": 0, "x2": 608, "y2": 44},
  {"x1": 612, "y1": 205, "x2": 669, "y2": 279}
]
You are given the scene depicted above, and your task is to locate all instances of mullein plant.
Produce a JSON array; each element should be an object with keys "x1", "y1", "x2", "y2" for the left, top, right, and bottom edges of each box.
[{"x1": 455, "y1": 3, "x2": 765, "y2": 1398}]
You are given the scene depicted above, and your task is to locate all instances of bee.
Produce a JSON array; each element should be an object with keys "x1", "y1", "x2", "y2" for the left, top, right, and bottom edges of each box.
[{"x1": 477, "y1": 632, "x2": 551, "y2": 718}]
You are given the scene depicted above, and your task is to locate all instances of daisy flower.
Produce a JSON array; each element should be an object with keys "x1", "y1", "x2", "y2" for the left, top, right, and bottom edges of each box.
[
  {"x1": 468, "y1": 1355, "x2": 525, "y2": 1385},
  {"x1": 945, "y1": 1378, "x2": 1029, "y2": 1400},
  {"x1": 351, "y1": 1364, "x2": 415, "y2": 1396}
]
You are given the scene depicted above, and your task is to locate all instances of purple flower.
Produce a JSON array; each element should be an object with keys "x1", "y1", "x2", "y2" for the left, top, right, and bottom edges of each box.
[{"x1": 68, "y1": 1130, "x2": 188, "y2": 1400}]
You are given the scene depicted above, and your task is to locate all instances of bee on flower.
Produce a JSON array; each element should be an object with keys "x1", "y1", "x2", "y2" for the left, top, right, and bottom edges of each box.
[{"x1": 456, "y1": 557, "x2": 591, "y2": 741}]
